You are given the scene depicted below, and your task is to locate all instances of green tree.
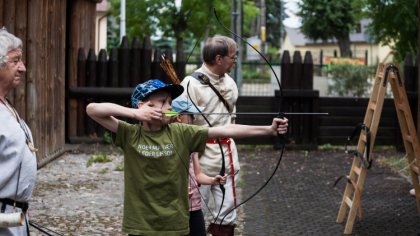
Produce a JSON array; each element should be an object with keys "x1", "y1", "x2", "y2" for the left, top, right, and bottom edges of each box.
[
  {"x1": 266, "y1": 0, "x2": 286, "y2": 48},
  {"x1": 298, "y1": 0, "x2": 358, "y2": 57},
  {"x1": 359, "y1": 0, "x2": 418, "y2": 61},
  {"x1": 108, "y1": 0, "x2": 259, "y2": 62}
]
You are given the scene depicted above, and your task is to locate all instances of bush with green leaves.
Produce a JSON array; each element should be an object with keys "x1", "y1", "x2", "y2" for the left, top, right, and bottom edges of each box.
[
  {"x1": 328, "y1": 63, "x2": 376, "y2": 97},
  {"x1": 242, "y1": 63, "x2": 271, "y2": 83}
]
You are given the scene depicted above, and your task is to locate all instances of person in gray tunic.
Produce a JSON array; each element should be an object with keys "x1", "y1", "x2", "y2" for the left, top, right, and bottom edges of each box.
[{"x1": 0, "y1": 27, "x2": 37, "y2": 236}]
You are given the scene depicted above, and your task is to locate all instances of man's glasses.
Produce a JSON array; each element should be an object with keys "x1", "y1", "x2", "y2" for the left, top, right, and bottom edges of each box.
[{"x1": 225, "y1": 54, "x2": 237, "y2": 61}]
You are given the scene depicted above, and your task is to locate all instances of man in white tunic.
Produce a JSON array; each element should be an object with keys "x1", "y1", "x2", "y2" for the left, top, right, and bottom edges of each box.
[
  {"x1": 0, "y1": 27, "x2": 37, "y2": 236},
  {"x1": 181, "y1": 35, "x2": 239, "y2": 235}
]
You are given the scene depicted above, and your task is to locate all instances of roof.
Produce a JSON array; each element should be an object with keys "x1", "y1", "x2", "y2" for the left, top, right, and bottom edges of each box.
[{"x1": 285, "y1": 19, "x2": 373, "y2": 46}]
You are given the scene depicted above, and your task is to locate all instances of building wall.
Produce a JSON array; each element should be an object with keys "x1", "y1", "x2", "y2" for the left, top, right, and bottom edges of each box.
[
  {"x1": 95, "y1": 12, "x2": 108, "y2": 53},
  {"x1": 282, "y1": 35, "x2": 393, "y2": 65},
  {"x1": 95, "y1": 0, "x2": 110, "y2": 53}
]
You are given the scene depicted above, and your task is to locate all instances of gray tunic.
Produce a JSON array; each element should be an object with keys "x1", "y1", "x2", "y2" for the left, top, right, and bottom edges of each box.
[{"x1": 0, "y1": 104, "x2": 37, "y2": 235}]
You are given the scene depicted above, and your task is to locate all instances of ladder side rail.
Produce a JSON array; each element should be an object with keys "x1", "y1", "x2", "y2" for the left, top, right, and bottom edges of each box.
[
  {"x1": 388, "y1": 66, "x2": 420, "y2": 213},
  {"x1": 343, "y1": 67, "x2": 389, "y2": 234},
  {"x1": 336, "y1": 64, "x2": 384, "y2": 223}
]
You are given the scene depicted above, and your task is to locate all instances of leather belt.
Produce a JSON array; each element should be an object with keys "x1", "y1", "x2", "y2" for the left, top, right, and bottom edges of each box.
[{"x1": 0, "y1": 198, "x2": 29, "y2": 213}]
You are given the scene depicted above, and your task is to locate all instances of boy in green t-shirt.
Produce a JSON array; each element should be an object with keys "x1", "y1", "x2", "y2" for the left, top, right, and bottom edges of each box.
[{"x1": 86, "y1": 79, "x2": 288, "y2": 236}]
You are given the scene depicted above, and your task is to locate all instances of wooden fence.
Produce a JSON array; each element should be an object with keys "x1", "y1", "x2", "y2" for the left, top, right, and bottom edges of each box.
[{"x1": 68, "y1": 39, "x2": 417, "y2": 149}]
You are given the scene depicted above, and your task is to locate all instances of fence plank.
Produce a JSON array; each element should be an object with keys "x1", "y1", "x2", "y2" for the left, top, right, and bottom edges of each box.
[
  {"x1": 108, "y1": 48, "x2": 118, "y2": 87},
  {"x1": 292, "y1": 51, "x2": 302, "y2": 89},
  {"x1": 302, "y1": 51, "x2": 313, "y2": 90},
  {"x1": 151, "y1": 48, "x2": 164, "y2": 80},
  {"x1": 118, "y1": 36, "x2": 130, "y2": 87},
  {"x1": 86, "y1": 49, "x2": 97, "y2": 136},
  {"x1": 140, "y1": 36, "x2": 152, "y2": 83},
  {"x1": 97, "y1": 49, "x2": 108, "y2": 87},
  {"x1": 130, "y1": 36, "x2": 141, "y2": 86},
  {"x1": 76, "y1": 49, "x2": 86, "y2": 136},
  {"x1": 280, "y1": 50, "x2": 292, "y2": 89}
]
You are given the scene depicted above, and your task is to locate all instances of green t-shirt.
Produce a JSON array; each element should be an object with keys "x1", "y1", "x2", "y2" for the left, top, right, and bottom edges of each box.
[{"x1": 114, "y1": 121, "x2": 208, "y2": 236}]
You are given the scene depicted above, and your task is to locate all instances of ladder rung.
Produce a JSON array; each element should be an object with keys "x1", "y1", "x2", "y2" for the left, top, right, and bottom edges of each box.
[
  {"x1": 344, "y1": 196, "x2": 353, "y2": 207},
  {"x1": 352, "y1": 166, "x2": 361, "y2": 175},
  {"x1": 404, "y1": 135, "x2": 413, "y2": 143},
  {"x1": 396, "y1": 103, "x2": 405, "y2": 111},
  {"x1": 411, "y1": 165, "x2": 420, "y2": 175},
  {"x1": 368, "y1": 102, "x2": 376, "y2": 110}
]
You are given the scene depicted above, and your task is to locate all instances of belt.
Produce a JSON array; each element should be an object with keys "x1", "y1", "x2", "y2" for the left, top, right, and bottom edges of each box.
[
  {"x1": 206, "y1": 138, "x2": 237, "y2": 207},
  {"x1": 207, "y1": 138, "x2": 230, "y2": 145},
  {"x1": 0, "y1": 198, "x2": 29, "y2": 213}
]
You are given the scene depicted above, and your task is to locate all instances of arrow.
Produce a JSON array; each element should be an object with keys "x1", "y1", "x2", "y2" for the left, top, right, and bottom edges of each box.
[{"x1": 164, "y1": 111, "x2": 329, "y2": 117}]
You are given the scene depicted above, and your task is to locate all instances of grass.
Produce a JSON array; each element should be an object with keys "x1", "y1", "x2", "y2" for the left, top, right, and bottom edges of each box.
[
  {"x1": 376, "y1": 154, "x2": 411, "y2": 178},
  {"x1": 114, "y1": 162, "x2": 124, "y2": 171},
  {"x1": 87, "y1": 152, "x2": 112, "y2": 167}
]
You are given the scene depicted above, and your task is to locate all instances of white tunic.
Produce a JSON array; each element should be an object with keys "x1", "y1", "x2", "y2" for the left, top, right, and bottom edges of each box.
[
  {"x1": 181, "y1": 64, "x2": 239, "y2": 176},
  {"x1": 0, "y1": 103, "x2": 37, "y2": 235}
]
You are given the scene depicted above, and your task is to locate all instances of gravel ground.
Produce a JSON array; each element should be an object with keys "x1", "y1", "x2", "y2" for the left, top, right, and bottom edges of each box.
[
  {"x1": 28, "y1": 144, "x2": 245, "y2": 236},
  {"x1": 28, "y1": 144, "x2": 419, "y2": 236},
  {"x1": 29, "y1": 144, "x2": 125, "y2": 236}
]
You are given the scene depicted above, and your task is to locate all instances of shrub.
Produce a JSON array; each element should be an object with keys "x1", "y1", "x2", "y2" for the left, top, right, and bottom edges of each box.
[{"x1": 328, "y1": 63, "x2": 376, "y2": 97}]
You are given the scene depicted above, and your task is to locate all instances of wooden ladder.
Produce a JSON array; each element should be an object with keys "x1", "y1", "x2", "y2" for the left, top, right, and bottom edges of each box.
[{"x1": 336, "y1": 63, "x2": 420, "y2": 234}]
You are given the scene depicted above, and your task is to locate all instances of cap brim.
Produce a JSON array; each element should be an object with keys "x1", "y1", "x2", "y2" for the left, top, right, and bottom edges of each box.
[{"x1": 157, "y1": 84, "x2": 184, "y2": 99}]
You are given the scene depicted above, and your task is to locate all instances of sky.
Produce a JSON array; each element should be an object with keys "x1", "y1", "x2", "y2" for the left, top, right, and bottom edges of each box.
[
  {"x1": 174, "y1": 0, "x2": 302, "y2": 28},
  {"x1": 282, "y1": 0, "x2": 301, "y2": 28}
]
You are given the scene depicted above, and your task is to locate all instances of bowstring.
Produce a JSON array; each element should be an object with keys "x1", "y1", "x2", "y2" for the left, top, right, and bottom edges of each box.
[{"x1": 186, "y1": 81, "x2": 227, "y2": 226}]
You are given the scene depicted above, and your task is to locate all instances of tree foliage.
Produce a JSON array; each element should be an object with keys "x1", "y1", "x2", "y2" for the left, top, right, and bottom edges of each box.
[
  {"x1": 266, "y1": 0, "x2": 286, "y2": 48},
  {"x1": 297, "y1": 0, "x2": 358, "y2": 57},
  {"x1": 359, "y1": 0, "x2": 418, "y2": 61},
  {"x1": 108, "y1": 0, "x2": 259, "y2": 61}
]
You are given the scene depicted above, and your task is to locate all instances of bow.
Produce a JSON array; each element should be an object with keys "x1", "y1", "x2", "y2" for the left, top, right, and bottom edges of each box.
[
  {"x1": 186, "y1": 81, "x2": 227, "y2": 225},
  {"x1": 212, "y1": 8, "x2": 288, "y2": 225}
]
